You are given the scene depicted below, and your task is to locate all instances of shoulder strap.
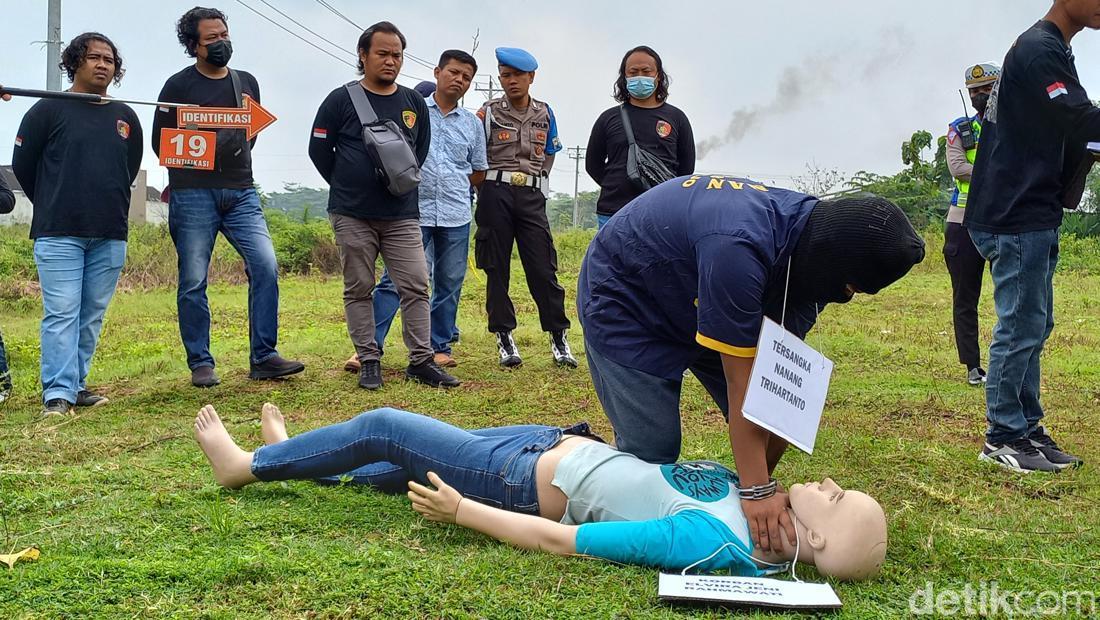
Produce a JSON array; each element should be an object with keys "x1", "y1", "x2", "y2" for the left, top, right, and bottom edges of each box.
[
  {"x1": 229, "y1": 69, "x2": 243, "y2": 108},
  {"x1": 619, "y1": 105, "x2": 637, "y2": 146},
  {"x1": 345, "y1": 81, "x2": 379, "y2": 125},
  {"x1": 483, "y1": 103, "x2": 494, "y2": 141}
]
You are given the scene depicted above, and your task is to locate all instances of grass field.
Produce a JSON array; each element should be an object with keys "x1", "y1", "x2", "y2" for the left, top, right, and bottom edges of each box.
[{"x1": 1, "y1": 229, "x2": 1098, "y2": 618}]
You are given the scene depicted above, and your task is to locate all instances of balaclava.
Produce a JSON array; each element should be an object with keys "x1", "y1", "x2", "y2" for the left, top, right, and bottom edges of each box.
[{"x1": 788, "y1": 197, "x2": 925, "y2": 304}]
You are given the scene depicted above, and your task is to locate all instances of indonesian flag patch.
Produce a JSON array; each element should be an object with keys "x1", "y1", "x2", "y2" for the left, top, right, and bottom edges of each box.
[
  {"x1": 14, "y1": 136, "x2": 22, "y2": 147},
  {"x1": 312, "y1": 127, "x2": 328, "y2": 139},
  {"x1": 1047, "y1": 82, "x2": 1069, "y2": 99}
]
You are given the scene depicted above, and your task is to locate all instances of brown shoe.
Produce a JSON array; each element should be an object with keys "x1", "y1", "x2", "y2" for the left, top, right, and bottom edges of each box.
[
  {"x1": 433, "y1": 352, "x2": 457, "y2": 368},
  {"x1": 344, "y1": 353, "x2": 361, "y2": 373}
]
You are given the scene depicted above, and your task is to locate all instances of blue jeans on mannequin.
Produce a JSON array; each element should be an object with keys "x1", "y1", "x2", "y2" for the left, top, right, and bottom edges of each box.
[
  {"x1": 968, "y1": 228, "x2": 1058, "y2": 444},
  {"x1": 169, "y1": 188, "x2": 281, "y2": 369},
  {"x1": 372, "y1": 224, "x2": 470, "y2": 355},
  {"x1": 251, "y1": 407, "x2": 598, "y2": 512},
  {"x1": 33, "y1": 236, "x2": 127, "y2": 404}
]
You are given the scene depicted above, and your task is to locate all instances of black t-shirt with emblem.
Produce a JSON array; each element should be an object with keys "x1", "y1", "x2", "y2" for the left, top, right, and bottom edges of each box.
[
  {"x1": 308, "y1": 83, "x2": 431, "y2": 221},
  {"x1": 585, "y1": 101, "x2": 695, "y2": 215},
  {"x1": 12, "y1": 98, "x2": 143, "y2": 240}
]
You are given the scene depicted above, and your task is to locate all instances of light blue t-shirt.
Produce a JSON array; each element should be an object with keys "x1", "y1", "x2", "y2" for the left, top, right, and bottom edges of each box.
[{"x1": 553, "y1": 441, "x2": 783, "y2": 575}]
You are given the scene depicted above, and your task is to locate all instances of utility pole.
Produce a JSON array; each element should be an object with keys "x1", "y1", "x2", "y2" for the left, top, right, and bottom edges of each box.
[
  {"x1": 568, "y1": 146, "x2": 586, "y2": 228},
  {"x1": 473, "y1": 76, "x2": 497, "y2": 101},
  {"x1": 46, "y1": 0, "x2": 63, "y2": 91}
]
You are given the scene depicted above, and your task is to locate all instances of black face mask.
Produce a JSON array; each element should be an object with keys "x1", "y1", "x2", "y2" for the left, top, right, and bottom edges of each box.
[
  {"x1": 203, "y1": 39, "x2": 233, "y2": 68},
  {"x1": 971, "y1": 92, "x2": 989, "y2": 116}
]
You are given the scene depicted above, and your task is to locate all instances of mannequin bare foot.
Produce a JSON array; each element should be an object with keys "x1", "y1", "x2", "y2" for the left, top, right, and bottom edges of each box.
[
  {"x1": 261, "y1": 402, "x2": 289, "y2": 445},
  {"x1": 193, "y1": 405, "x2": 258, "y2": 489}
]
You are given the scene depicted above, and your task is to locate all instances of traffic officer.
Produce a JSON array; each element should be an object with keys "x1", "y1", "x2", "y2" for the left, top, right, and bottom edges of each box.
[
  {"x1": 944, "y1": 62, "x2": 998, "y2": 387},
  {"x1": 475, "y1": 47, "x2": 575, "y2": 369}
]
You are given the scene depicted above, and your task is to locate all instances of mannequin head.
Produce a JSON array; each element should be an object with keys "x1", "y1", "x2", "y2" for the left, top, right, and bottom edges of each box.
[{"x1": 788, "y1": 478, "x2": 888, "y2": 580}]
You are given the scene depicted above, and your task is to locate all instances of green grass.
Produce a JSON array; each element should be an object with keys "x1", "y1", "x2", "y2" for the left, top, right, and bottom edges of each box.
[{"x1": 2, "y1": 229, "x2": 1099, "y2": 618}]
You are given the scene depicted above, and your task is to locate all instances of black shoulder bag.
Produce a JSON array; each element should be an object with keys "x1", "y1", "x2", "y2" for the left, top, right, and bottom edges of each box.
[{"x1": 619, "y1": 105, "x2": 676, "y2": 192}]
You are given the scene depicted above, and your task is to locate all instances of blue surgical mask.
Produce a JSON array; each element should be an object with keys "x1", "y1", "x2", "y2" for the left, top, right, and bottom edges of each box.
[{"x1": 626, "y1": 76, "x2": 657, "y2": 99}]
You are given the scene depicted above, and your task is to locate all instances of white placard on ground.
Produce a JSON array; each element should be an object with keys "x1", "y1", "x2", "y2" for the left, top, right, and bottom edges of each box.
[
  {"x1": 741, "y1": 318, "x2": 833, "y2": 454},
  {"x1": 658, "y1": 573, "x2": 841, "y2": 610}
]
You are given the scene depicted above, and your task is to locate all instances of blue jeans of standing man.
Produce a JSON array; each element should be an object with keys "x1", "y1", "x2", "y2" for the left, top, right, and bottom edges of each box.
[
  {"x1": 169, "y1": 188, "x2": 281, "y2": 369},
  {"x1": 373, "y1": 224, "x2": 470, "y2": 355},
  {"x1": 33, "y1": 236, "x2": 127, "y2": 404},
  {"x1": 968, "y1": 228, "x2": 1059, "y2": 445},
  {"x1": 251, "y1": 407, "x2": 599, "y2": 513}
]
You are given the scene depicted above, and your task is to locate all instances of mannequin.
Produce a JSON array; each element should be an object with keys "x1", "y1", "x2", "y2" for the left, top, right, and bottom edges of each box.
[{"x1": 194, "y1": 403, "x2": 888, "y2": 580}]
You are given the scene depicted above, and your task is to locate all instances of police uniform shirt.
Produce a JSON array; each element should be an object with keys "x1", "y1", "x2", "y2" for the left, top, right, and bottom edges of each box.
[
  {"x1": 12, "y1": 99, "x2": 143, "y2": 240},
  {"x1": 309, "y1": 83, "x2": 431, "y2": 220},
  {"x1": 578, "y1": 176, "x2": 820, "y2": 380},
  {"x1": 586, "y1": 102, "x2": 696, "y2": 216},
  {"x1": 966, "y1": 20, "x2": 1100, "y2": 233},
  {"x1": 478, "y1": 97, "x2": 562, "y2": 176},
  {"x1": 152, "y1": 66, "x2": 262, "y2": 190}
]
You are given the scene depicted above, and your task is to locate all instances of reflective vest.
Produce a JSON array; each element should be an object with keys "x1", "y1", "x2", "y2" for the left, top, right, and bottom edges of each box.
[{"x1": 953, "y1": 117, "x2": 981, "y2": 208}]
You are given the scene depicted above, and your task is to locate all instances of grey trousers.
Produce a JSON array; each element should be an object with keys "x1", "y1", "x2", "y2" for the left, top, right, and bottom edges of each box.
[{"x1": 330, "y1": 213, "x2": 431, "y2": 365}]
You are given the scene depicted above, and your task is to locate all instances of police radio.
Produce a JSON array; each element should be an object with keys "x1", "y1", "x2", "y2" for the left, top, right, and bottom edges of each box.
[{"x1": 955, "y1": 90, "x2": 977, "y2": 150}]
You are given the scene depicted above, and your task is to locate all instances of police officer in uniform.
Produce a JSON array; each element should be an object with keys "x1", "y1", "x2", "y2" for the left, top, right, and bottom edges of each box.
[
  {"x1": 475, "y1": 47, "x2": 576, "y2": 368},
  {"x1": 945, "y1": 62, "x2": 998, "y2": 387}
]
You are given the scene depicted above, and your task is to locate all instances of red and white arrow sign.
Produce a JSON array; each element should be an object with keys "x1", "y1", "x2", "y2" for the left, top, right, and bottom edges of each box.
[{"x1": 176, "y1": 95, "x2": 276, "y2": 140}]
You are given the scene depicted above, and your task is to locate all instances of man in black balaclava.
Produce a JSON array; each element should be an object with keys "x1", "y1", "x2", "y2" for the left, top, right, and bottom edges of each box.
[
  {"x1": 578, "y1": 175, "x2": 923, "y2": 556},
  {"x1": 152, "y1": 6, "x2": 304, "y2": 388}
]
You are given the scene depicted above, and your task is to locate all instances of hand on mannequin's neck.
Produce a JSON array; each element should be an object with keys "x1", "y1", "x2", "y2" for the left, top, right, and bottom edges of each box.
[{"x1": 751, "y1": 510, "x2": 816, "y2": 567}]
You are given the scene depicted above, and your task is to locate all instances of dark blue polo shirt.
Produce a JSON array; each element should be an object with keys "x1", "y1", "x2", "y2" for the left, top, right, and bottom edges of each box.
[
  {"x1": 966, "y1": 20, "x2": 1100, "y2": 233},
  {"x1": 578, "y1": 175, "x2": 820, "y2": 380}
]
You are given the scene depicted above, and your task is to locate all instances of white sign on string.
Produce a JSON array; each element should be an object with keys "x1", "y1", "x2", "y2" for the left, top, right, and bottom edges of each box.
[
  {"x1": 741, "y1": 317, "x2": 833, "y2": 454},
  {"x1": 658, "y1": 573, "x2": 841, "y2": 610}
]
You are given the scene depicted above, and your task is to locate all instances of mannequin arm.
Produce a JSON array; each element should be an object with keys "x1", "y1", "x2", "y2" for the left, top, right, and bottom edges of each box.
[{"x1": 408, "y1": 472, "x2": 577, "y2": 555}]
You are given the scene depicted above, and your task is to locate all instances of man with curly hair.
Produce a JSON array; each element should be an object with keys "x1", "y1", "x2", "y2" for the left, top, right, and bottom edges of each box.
[
  {"x1": 152, "y1": 6, "x2": 303, "y2": 388},
  {"x1": 11, "y1": 32, "x2": 142, "y2": 416}
]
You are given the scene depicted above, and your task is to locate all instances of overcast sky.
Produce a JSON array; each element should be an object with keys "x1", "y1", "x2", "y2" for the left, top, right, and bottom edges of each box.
[{"x1": 2, "y1": 0, "x2": 1097, "y2": 195}]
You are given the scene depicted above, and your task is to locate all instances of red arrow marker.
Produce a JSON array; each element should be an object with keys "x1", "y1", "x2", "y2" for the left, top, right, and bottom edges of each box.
[{"x1": 175, "y1": 95, "x2": 277, "y2": 140}]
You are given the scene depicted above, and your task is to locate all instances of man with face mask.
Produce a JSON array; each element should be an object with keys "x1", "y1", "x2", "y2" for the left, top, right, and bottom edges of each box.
[
  {"x1": 578, "y1": 175, "x2": 925, "y2": 557},
  {"x1": 152, "y1": 6, "x2": 303, "y2": 388},
  {"x1": 944, "y1": 63, "x2": 999, "y2": 388}
]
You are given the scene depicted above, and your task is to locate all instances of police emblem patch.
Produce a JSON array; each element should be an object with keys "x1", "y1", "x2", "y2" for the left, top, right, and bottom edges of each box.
[
  {"x1": 117, "y1": 120, "x2": 131, "y2": 140},
  {"x1": 497, "y1": 130, "x2": 512, "y2": 142},
  {"x1": 656, "y1": 120, "x2": 672, "y2": 138},
  {"x1": 402, "y1": 110, "x2": 417, "y2": 129}
]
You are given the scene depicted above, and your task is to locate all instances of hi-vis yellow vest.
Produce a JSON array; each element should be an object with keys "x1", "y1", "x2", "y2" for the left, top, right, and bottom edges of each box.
[{"x1": 954, "y1": 119, "x2": 981, "y2": 208}]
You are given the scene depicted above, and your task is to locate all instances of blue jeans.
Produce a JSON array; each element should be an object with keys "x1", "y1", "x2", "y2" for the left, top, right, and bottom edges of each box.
[
  {"x1": 585, "y1": 337, "x2": 729, "y2": 464},
  {"x1": 969, "y1": 228, "x2": 1058, "y2": 444},
  {"x1": 33, "y1": 237, "x2": 126, "y2": 403},
  {"x1": 250, "y1": 407, "x2": 595, "y2": 513},
  {"x1": 597, "y1": 214, "x2": 612, "y2": 229},
  {"x1": 169, "y1": 188, "x2": 280, "y2": 369},
  {"x1": 373, "y1": 224, "x2": 470, "y2": 355}
]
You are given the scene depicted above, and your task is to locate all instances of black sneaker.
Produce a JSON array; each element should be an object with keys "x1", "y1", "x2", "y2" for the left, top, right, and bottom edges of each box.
[
  {"x1": 979, "y1": 437, "x2": 1062, "y2": 473},
  {"x1": 967, "y1": 367, "x2": 987, "y2": 386},
  {"x1": 75, "y1": 390, "x2": 109, "y2": 407},
  {"x1": 405, "y1": 359, "x2": 461, "y2": 388},
  {"x1": 550, "y1": 330, "x2": 578, "y2": 368},
  {"x1": 42, "y1": 398, "x2": 73, "y2": 417},
  {"x1": 496, "y1": 331, "x2": 522, "y2": 368},
  {"x1": 358, "y1": 359, "x2": 383, "y2": 390},
  {"x1": 191, "y1": 366, "x2": 221, "y2": 388},
  {"x1": 1028, "y1": 426, "x2": 1083, "y2": 470},
  {"x1": 249, "y1": 355, "x2": 305, "y2": 380}
]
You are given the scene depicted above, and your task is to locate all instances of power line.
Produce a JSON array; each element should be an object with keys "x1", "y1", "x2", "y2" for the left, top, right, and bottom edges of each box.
[
  {"x1": 234, "y1": 0, "x2": 356, "y2": 68},
  {"x1": 253, "y1": 0, "x2": 350, "y2": 57},
  {"x1": 307, "y1": 0, "x2": 444, "y2": 72}
]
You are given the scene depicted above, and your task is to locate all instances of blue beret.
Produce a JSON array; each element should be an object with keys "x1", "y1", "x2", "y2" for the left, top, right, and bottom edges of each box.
[
  {"x1": 413, "y1": 80, "x2": 436, "y2": 97},
  {"x1": 495, "y1": 47, "x2": 538, "y2": 72}
]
